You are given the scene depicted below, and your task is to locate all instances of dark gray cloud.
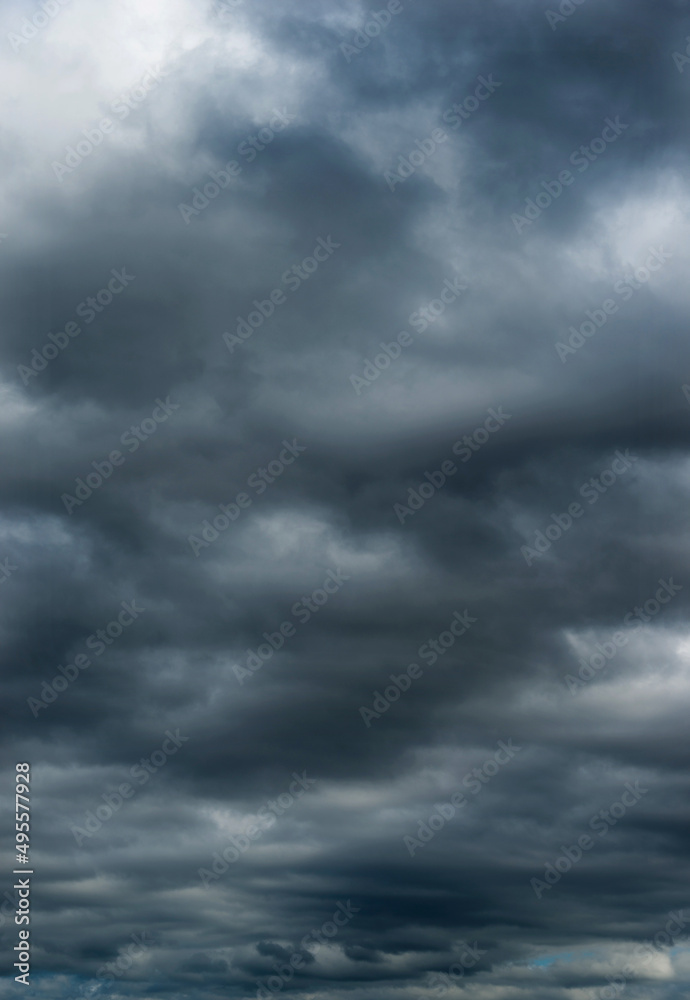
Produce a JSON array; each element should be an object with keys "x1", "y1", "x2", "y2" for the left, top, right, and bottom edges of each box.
[{"x1": 1, "y1": 0, "x2": 690, "y2": 998}]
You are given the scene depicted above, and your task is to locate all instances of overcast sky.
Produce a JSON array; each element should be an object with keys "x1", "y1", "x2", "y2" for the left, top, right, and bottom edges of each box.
[{"x1": 2, "y1": 1, "x2": 690, "y2": 999}]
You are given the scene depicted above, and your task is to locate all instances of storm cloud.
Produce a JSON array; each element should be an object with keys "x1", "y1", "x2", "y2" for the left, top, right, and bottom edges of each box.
[{"x1": 1, "y1": 1, "x2": 690, "y2": 999}]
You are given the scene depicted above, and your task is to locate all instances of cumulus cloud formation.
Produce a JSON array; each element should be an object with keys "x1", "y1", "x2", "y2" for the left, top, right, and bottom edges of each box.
[{"x1": 1, "y1": 0, "x2": 690, "y2": 998}]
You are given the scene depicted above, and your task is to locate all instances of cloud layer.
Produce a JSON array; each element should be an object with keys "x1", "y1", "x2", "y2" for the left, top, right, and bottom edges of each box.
[{"x1": 1, "y1": 1, "x2": 690, "y2": 999}]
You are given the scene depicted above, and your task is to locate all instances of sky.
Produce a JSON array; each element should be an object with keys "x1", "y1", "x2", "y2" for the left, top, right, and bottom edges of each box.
[{"x1": 1, "y1": 0, "x2": 690, "y2": 999}]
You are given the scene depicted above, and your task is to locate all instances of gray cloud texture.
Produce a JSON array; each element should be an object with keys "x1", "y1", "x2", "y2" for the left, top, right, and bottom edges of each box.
[{"x1": 1, "y1": 0, "x2": 690, "y2": 998}]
